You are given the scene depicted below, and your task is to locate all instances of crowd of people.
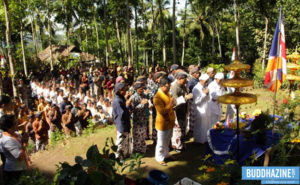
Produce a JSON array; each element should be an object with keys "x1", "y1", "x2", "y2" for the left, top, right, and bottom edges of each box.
[{"x1": 0, "y1": 63, "x2": 236, "y2": 183}]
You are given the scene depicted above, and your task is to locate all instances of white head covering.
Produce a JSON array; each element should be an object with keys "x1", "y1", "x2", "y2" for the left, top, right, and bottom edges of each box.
[
  {"x1": 199, "y1": 73, "x2": 209, "y2": 81},
  {"x1": 214, "y1": 72, "x2": 224, "y2": 80}
]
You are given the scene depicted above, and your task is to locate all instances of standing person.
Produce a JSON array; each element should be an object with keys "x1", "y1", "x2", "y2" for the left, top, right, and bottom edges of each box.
[
  {"x1": 0, "y1": 95, "x2": 12, "y2": 169},
  {"x1": 153, "y1": 77, "x2": 176, "y2": 166},
  {"x1": 208, "y1": 72, "x2": 225, "y2": 125},
  {"x1": 130, "y1": 82, "x2": 149, "y2": 154},
  {"x1": 206, "y1": 67, "x2": 215, "y2": 85},
  {"x1": 71, "y1": 99, "x2": 82, "y2": 136},
  {"x1": 187, "y1": 67, "x2": 200, "y2": 133},
  {"x1": 32, "y1": 112, "x2": 49, "y2": 151},
  {"x1": 187, "y1": 67, "x2": 200, "y2": 93},
  {"x1": 192, "y1": 74, "x2": 210, "y2": 144},
  {"x1": 170, "y1": 72, "x2": 193, "y2": 153},
  {"x1": 62, "y1": 105, "x2": 75, "y2": 136},
  {"x1": 0, "y1": 115, "x2": 30, "y2": 184},
  {"x1": 148, "y1": 72, "x2": 167, "y2": 144},
  {"x1": 113, "y1": 83, "x2": 131, "y2": 159}
]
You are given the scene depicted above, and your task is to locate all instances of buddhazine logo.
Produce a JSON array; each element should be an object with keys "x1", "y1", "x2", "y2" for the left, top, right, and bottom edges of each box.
[{"x1": 242, "y1": 167, "x2": 300, "y2": 184}]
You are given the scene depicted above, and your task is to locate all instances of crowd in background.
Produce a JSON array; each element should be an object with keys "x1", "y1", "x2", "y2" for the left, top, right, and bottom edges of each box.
[{"x1": 0, "y1": 63, "x2": 236, "y2": 183}]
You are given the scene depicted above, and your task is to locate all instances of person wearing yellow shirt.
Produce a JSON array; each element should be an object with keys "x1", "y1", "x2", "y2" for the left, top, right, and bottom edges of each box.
[{"x1": 153, "y1": 76, "x2": 176, "y2": 166}]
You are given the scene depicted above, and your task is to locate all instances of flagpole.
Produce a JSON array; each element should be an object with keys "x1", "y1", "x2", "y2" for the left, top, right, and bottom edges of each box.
[{"x1": 272, "y1": 8, "x2": 282, "y2": 145}]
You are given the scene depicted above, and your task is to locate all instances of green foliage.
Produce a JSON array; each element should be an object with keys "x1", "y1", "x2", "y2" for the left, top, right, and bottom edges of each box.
[
  {"x1": 82, "y1": 119, "x2": 96, "y2": 136},
  {"x1": 253, "y1": 59, "x2": 265, "y2": 88},
  {"x1": 26, "y1": 140, "x2": 36, "y2": 154},
  {"x1": 53, "y1": 137, "x2": 144, "y2": 185},
  {"x1": 50, "y1": 130, "x2": 65, "y2": 146},
  {"x1": 11, "y1": 169, "x2": 50, "y2": 185}
]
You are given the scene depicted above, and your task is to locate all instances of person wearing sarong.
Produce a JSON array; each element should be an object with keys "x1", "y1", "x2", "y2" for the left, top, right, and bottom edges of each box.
[
  {"x1": 130, "y1": 82, "x2": 149, "y2": 154},
  {"x1": 113, "y1": 83, "x2": 131, "y2": 159},
  {"x1": 192, "y1": 74, "x2": 210, "y2": 144},
  {"x1": 170, "y1": 72, "x2": 193, "y2": 153},
  {"x1": 187, "y1": 67, "x2": 200, "y2": 133}
]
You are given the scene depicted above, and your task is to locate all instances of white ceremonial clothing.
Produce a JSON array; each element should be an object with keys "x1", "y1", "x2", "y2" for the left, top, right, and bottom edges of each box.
[
  {"x1": 225, "y1": 87, "x2": 236, "y2": 120},
  {"x1": 192, "y1": 83, "x2": 211, "y2": 144},
  {"x1": 208, "y1": 80, "x2": 225, "y2": 125},
  {"x1": 155, "y1": 129, "x2": 173, "y2": 162}
]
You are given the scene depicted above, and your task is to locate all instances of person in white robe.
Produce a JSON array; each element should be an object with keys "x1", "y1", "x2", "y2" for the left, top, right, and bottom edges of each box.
[
  {"x1": 192, "y1": 74, "x2": 211, "y2": 144},
  {"x1": 225, "y1": 71, "x2": 236, "y2": 121},
  {"x1": 208, "y1": 72, "x2": 225, "y2": 125}
]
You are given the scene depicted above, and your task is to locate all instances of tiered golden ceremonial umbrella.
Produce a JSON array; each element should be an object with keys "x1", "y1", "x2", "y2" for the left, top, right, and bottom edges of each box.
[
  {"x1": 286, "y1": 50, "x2": 300, "y2": 94},
  {"x1": 218, "y1": 60, "x2": 257, "y2": 162}
]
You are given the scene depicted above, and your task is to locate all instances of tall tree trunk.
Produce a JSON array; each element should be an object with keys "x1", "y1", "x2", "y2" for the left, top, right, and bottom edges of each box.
[
  {"x1": 3, "y1": 0, "x2": 17, "y2": 96},
  {"x1": 94, "y1": 13, "x2": 100, "y2": 61},
  {"x1": 130, "y1": 29, "x2": 134, "y2": 66},
  {"x1": 151, "y1": 0, "x2": 155, "y2": 66},
  {"x1": 172, "y1": 0, "x2": 176, "y2": 64},
  {"x1": 158, "y1": 0, "x2": 166, "y2": 66},
  {"x1": 104, "y1": 0, "x2": 109, "y2": 66},
  {"x1": 181, "y1": 0, "x2": 187, "y2": 66},
  {"x1": 126, "y1": 0, "x2": 132, "y2": 66},
  {"x1": 134, "y1": 6, "x2": 139, "y2": 70},
  {"x1": 212, "y1": 25, "x2": 215, "y2": 59},
  {"x1": 234, "y1": 0, "x2": 240, "y2": 59},
  {"x1": 85, "y1": 25, "x2": 89, "y2": 60},
  {"x1": 141, "y1": 0, "x2": 146, "y2": 67},
  {"x1": 46, "y1": 0, "x2": 54, "y2": 71},
  {"x1": 31, "y1": 15, "x2": 39, "y2": 57},
  {"x1": 115, "y1": 20, "x2": 125, "y2": 65},
  {"x1": 20, "y1": 19, "x2": 28, "y2": 77},
  {"x1": 123, "y1": 32, "x2": 127, "y2": 61},
  {"x1": 262, "y1": 16, "x2": 268, "y2": 70},
  {"x1": 215, "y1": 24, "x2": 222, "y2": 59}
]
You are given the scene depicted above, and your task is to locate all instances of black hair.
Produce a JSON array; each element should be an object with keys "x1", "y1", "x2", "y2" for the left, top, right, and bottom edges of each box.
[
  {"x1": 0, "y1": 114, "x2": 15, "y2": 131},
  {"x1": 159, "y1": 76, "x2": 171, "y2": 87},
  {"x1": 0, "y1": 95, "x2": 11, "y2": 107}
]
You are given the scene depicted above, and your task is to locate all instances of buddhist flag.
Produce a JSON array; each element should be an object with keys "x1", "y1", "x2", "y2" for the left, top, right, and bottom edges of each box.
[
  {"x1": 264, "y1": 9, "x2": 287, "y2": 92},
  {"x1": 231, "y1": 47, "x2": 236, "y2": 61}
]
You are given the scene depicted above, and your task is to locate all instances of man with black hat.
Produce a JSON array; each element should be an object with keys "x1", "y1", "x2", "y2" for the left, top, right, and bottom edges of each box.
[
  {"x1": 113, "y1": 82, "x2": 131, "y2": 159},
  {"x1": 187, "y1": 67, "x2": 200, "y2": 93},
  {"x1": 170, "y1": 71, "x2": 193, "y2": 153},
  {"x1": 130, "y1": 82, "x2": 149, "y2": 154},
  {"x1": 168, "y1": 64, "x2": 179, "y2": 82}
]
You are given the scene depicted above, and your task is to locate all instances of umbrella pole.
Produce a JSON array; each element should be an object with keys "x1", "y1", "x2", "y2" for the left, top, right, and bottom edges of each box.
[{"x1": 236, "y1": 105, "x2": 240, "y2": 163}]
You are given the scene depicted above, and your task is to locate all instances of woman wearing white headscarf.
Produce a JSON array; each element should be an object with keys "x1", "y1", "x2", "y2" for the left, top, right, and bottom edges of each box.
[
  {"x1": 192, "y1": 74, "x2": 211, "y2": 144},
  {"x1": 208, "y1": 72, "x2": 225, "y2": 125}
]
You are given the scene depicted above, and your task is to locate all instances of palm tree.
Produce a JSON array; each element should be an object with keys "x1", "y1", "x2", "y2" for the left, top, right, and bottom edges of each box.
[
  {"x1": 46, "y1": 0, "x2": 54, "y2": 71},
  {"x1": 3, "y1": 0, "x2": 17, "y2": 96},
  {"x1": 104, "y1": 0, "x2": 109, "y2": 66},
  {"x1": 172, "y1": 0, "x2": 176, "y2": 64},
  {"x1": 157, "y1": 0, "x2": 167, "y2": 66},
  {"x1": 19, "y1": 0, "x2": 28, "y2": 77},
  {"x1": 126, "y1": 0, "x2": 133, "y2": 66},
  {"x1": 234, "y1": 0, "x2": 240, "y2": 59},
  {"x1": 188, "y1": 2, "x2": 213, "y2": 46},
  {"x1": 180, "y1": 0, "x2": 188, "y2": 66}
]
